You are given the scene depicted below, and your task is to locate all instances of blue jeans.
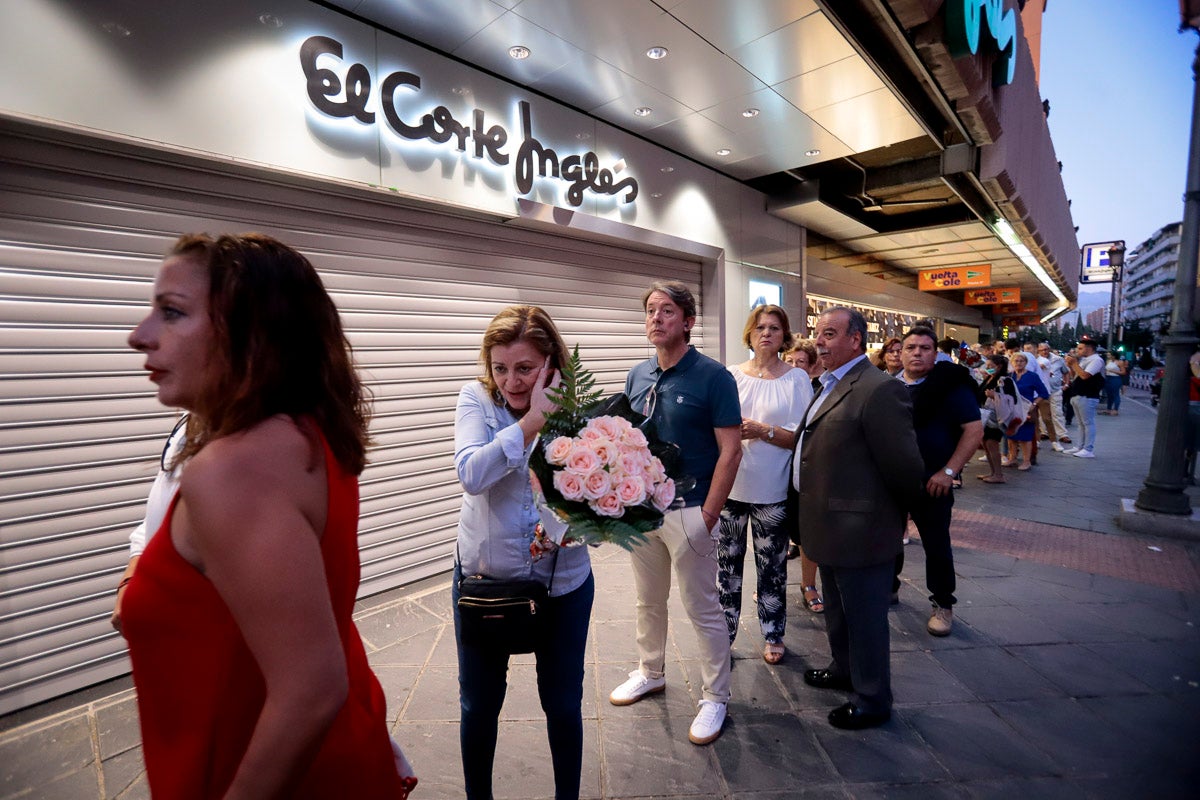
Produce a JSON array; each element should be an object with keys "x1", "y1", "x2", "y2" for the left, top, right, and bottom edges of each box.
[
  {"x1": 1104, "y1": 375, "x2": 1123, "y2": 411},
  {"x1": 1071, "y1": 395, "x2": 1099, "y2": 452},
  {"x1": 453, "y1": 563, "x2": 594, "y2": 800}
]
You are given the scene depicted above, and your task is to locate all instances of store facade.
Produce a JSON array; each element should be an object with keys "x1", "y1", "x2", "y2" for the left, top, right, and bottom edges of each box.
[{"x1": 0, "y1": 0, "x2": 1070, "y2": 713}]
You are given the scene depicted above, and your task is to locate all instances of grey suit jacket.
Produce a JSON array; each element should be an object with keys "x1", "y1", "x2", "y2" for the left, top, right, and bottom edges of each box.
[{"x1": 794, "y1": 358, "x2": 924, "y2": 568}]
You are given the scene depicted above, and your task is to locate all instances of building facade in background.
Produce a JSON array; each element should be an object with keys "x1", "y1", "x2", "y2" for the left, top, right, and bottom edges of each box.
[{"x1": 1122, "y1": 222, "x2": 1184, "y2": 337}]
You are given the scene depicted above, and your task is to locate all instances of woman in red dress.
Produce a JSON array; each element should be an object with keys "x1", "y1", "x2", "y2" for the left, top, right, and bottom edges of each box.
[{"x1": 123, "y1": 233, "x2": 416, "y2": 799}]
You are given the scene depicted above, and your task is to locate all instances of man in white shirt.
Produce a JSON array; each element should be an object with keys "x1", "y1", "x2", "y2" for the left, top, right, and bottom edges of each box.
[
  {"x1": 1024, "y1": 343, "x2": 1061, "y2": 450},
  {"x1": 1063, "y1": 335, "x2": 1105, "y2": 457},
  {"x1": 1038, "y1": 343, "x2": 1071, "y2": 448}
]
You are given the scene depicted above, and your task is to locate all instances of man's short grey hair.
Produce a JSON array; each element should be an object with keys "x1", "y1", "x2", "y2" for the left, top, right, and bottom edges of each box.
[
  {"x1": 826, "y1": 306, "x2": 868, "y2": 353},
  {"x1": 642, "y1": 280, "x2": 697, "y2": 342}
]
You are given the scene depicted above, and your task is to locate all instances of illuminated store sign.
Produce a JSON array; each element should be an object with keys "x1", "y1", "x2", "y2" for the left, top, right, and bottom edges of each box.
[
  {"x1": 918, "y1": 265, "x2": 992, "y2": 290},
  {"x1": 964, "y1": 287, "x2": 1021, "y2": 305},
  {"x1": 300, "y1": 36, "x2": 638, "y2": 207},
  {"x1": 946, "y1": 0, "x2": 1018, "y2": 86}
]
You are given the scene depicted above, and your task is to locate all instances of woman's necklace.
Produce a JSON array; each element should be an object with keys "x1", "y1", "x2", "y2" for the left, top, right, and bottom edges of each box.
[{"x1": 751, "y1": 359, "x2": 774, "y2": 378}]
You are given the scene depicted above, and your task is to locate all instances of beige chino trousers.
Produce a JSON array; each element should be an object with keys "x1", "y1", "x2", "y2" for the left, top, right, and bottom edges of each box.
[{"x1": 629, "y1": 505, "x2": 732, "y2": 704}]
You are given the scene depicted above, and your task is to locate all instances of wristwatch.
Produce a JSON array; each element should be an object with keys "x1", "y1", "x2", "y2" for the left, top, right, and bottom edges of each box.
[
  {"x1": 942, "y1": 467, "x2": 955, "y2": 477},
  {"x1": 766, "y1": 426, "x2": 775, "y2": 441}
]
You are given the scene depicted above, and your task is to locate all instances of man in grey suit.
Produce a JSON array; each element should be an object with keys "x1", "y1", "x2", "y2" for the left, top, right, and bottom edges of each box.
[{"x1": 793, "y1": 307, "x2": 923, "y2": 729}]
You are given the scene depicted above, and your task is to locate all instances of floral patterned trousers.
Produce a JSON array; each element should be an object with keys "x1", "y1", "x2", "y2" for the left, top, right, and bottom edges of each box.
[{"x1": 717, "y1": 499, "x2": 789, "y2": 645}]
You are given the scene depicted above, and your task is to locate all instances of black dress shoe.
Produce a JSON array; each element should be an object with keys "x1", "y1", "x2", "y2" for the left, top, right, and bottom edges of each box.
[
  {"x1": 803, "y1": 669, "x2": 853, "y2": 691},
  {"x1": 828, "y1": 702, "x2": 890, "y2": 730}
]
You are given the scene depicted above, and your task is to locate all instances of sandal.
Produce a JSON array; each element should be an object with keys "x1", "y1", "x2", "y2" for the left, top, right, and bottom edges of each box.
[
  {"x1": 802, "y1": 585, "x2": 825, "y2": 614},
  {"x1": 763, "y1": 642, "x2": 785, "y2": 664},
  {"x1": 980, "y1": 475, "x2": 1006, "y2": 483},
  {"x1": 1001, "y1": 459, "x2": 1016, "y2": 467},
  {"x1": 1017, "y1": 463, "x2": 1032, "y2": 471}
]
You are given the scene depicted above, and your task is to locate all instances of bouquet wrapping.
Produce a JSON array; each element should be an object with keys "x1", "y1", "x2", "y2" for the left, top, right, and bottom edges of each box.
[{"x1": 529, "y1": 346, "x2": 694, "y2": 552}]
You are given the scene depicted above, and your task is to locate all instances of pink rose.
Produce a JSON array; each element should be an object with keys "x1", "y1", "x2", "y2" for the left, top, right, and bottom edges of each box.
[
  {"x1": 590, "y1": 491, "x2": 625, "y2": 518},
  {"x1": 578, "y1": 427, "x2": 603, "y2": 442},
  {"x1": 621, "y1": 427, "x2": 648, "y2": 449},
  {"x1": 643, "y1": 474, "x2": 657, "y2": 494},
  {"x1": 587, "y1": 437, "x2": 618, "y2": 467},
  {"x1": 565, "y1": 443, "x2": 602, "y2": 475},
  {"x1": 652, "y1": 478, "x2": 675, "y2": 512},
  {"x1": 546, "y1": 436, "x2": 574, "y2": 466},
  {"x1": 553, "y1": 470, "x2": 585, "y2": 501},
  {"x1": 581, "y1": 468, "x2": 611, "y2": 500},
  {"x1": 618, "y1": 451, "x2": 646, "y2": 476},
  {"x1": 647, "y1": 457, "x2": 666, "y2": 483},
  {"x1": 616, "y1": 476, "x2": 647, "y2": 507},
  {"x1": 587, "y1": 416, "x2": 622, "y2": 440}
]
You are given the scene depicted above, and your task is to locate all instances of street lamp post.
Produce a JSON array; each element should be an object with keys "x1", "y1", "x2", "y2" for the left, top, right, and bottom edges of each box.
[
  {"x1": 1135, "y1": 7, "x2": 1200, "y2": 514},
  {"x1": 1106, "y1": 242, "x2": 1125, "y2": 351}
]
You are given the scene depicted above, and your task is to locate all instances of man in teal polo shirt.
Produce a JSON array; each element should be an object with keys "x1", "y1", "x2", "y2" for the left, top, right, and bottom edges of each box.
[{"x1": 608, "y1": 281, "x2": 742, "y2": 746}]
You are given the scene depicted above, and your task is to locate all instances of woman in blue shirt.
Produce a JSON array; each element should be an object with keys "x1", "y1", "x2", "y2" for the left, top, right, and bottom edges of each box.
[
  {"x1": 453, "y1": 305, "x2": 593, "y2": 800},
  {"x1": 1005, "y1": 352, "x2": 1050, "y2": 471}
]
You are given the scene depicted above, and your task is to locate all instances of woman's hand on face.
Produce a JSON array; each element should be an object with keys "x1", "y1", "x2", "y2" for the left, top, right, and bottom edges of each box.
[{"x1": 528, "y1": 357, "x2": 561, "y2": 420}]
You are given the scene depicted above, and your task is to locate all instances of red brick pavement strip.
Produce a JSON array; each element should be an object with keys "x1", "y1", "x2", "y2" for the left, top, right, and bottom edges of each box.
[{"x1": 930, "y1": 510, "x2": 1200, "y2": 594}]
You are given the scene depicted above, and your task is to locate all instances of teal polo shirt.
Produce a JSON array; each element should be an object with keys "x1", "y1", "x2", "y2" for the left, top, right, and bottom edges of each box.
[{"x1": 624, "y1": 345, "x2": 741, "y2": 507}]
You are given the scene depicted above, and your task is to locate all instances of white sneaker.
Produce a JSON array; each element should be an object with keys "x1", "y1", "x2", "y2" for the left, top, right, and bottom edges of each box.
[
  {"x1": 1073, "y1": 450, "x2": 1095, "y2": 459},
  {"x1": 1051, "y1": 442, "x2": 1064, "y2": 452},
  {"x1": 688, "y1": 700, "x2": 727, "y2": 745},
  {"x1": 1061, "y1": 447, "x2": 1079, "y2": 455},
  {"x1": 977, "y1": 454, "x2": 990, "y2": 462},
  {"x1": 609, "y1": 670, "x2": 666, "y2": 706}
]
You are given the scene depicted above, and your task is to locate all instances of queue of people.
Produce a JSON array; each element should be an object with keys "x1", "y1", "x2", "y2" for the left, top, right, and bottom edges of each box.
[{"x1": 116, "y1": 232, "x2": 1134, "y2": 797}]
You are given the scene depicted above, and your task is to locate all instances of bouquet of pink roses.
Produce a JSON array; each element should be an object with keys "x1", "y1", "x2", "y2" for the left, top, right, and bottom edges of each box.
[{"x1": 529, "y1": 346, "x2": 693, "y2": 551}]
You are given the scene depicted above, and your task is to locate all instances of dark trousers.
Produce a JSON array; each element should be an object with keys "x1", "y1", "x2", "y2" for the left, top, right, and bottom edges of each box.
[
  {"x1": 893, "y1": 491, "x2": 956, "y2": 608},
  {"x1": 819, "y1": 560, "x2": 894, "y2": 715},
  {"x1": 453, "y1": 564, "x2": 594, "y2": 800}
]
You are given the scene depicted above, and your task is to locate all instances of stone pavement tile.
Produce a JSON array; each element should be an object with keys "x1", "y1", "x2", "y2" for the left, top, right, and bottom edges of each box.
[
  {"x1": 372, "y1": 664, "x2": 423, "y2": 721},
  {"x1": 402, "y1": 665, "x2": 461, "y2": 722},
  {"x1": 904, "y1": 703, "x2": 1056, "y2": 781},
  {"x1": 1005, "y1": 558, "x2": 1099, "y2": 590},
  {"x1": 1079, "y1": 694, "x2": 1200, "y2": 780},
  {"x1": 0, "y1": 715, "x2": 94, "y2": 796},
  {"x1": 1006, "y1": 643, "x2": 1155, "y2": 697},
  {"x1": 423, "y1": 623, "x2": 459, "y2": 666},
  {"x1": 890, "y1": 651, "x2": 975, "y2": 705},
  {"x1": 932, "y1": 647, "x2": 1063, "y2": 702},
  {"x1": 948, "y1": 576, "x2": 1009, "y2": 608},
  {"x1": 1034, "y1": 601, "x2": 1137, "y2": 644},
  {"x1": 599, "y1": 712, "x2": 725, "y2": 798},
  {"x1": 367, "y1": 624, "x2": 443, "y2": 665},
  {"x1": 959, "y1": 776, "x2": 1089, "y2": 799},
  {"x1": 803, "y1": 708, "x2": 950, "y2": 785},
  {"x1": 951, "y1": 604, "x2": 1069, "y2": 646},
  {"x1": 1082, "y1": 640, "x2": 1200, "y2": 693},
  {"x1": 780, "y1": 620, "x2": 836, "y2": 666},
  {"x1": 967, "y1": 574, "x2": 1083, "y2": 606},
  {"x1": 987, "y1": 697, "x2": 1127, "y2": 776},
  {"x1": 1092, "y1": 597, "x2": 1200, "y2": 640},
  {"x1": 709, "y1": 709, "x2": 836, "y2": 792},
  {"x1": 6, "y1": 766, "x2": 98, "y2": 800},
  {"x1": 94, "y1": 693, "x2": 140, "y2": 759},
  {"x1": 354, "y1": 601, "x2": 444, "y2": 651},
  {"x1": 101, "y1": 744, "x2": 147, "y2": 800},
  {"x1": 725, "y1": 656, "x2": 791, "y2": 710},
  {"x1": 844, "y1": 783, "x2": 965, "y2": 799},
  {"x1": 947, "y1": 550, "x2": 1018, "y2": 577},
  {"x1": 390, "y1": 719, "x2": 459, "y2": 797},
  {"x1": 729, "y1": 786, "x2": 851, "y2": 800},
  {"x1": 1073, "y1": 773, "x2": 1195, "y2": 800},
  {"x1": 410, "y1": 586, "x2": 453, "y2": 622},
  {"x1": 590, "y1": 618, "x2": 641, "y2": 664}
]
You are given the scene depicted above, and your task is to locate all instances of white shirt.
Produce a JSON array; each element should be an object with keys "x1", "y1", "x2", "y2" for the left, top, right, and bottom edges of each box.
[
  {"x1": 129, "y1": 417, "x2": 187, "y2": 557},
  {"x1": 727, "y1": 366, "x2": 812, "y2": 504}
]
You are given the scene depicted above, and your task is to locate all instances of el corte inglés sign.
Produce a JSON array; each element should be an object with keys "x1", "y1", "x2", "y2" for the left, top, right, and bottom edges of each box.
[
  {"x1": 301, "y1": 36, "x2": 639, "y2": 208},
  {"x1": 918, "y1": 265, "x2": 992, "y2": 290}
]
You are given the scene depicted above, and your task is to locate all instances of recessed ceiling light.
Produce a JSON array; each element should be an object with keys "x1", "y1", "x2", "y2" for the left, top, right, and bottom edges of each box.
[
  {"x1": 742, "y1": 108, "x2": 760, "y2": 118},
  {"x1": 575, "y1": 132, "x2": 591, "y2": 141},
  {"x1": 651, "y1": 192, "x2": 664, "y2": 198},
  {"x1": 451, "y1": 86, "x2": 470, "y2": 95},
  {"x1": 101, "y1": 21, "x2": 131, "y2": 37},
  {"x1": 660, "y1": 166, "x2": 674, "y2": 173},
  {"x1": 805, "y1": 149, "x2": 821, "y2": 157},
  {"x1": 634, "y1": 107, "x2": 652, "y2": 117},
  {"x1": 716, "y1": 148, "x2": 731, "y2": 156},
  {"x1": 257, "y1": 13, "x2": 283, "y2": 28},
  {"x1": 645, "y1": 46, "x2": 669, "y2": 60},
  {"x1": 508, "y1": 45, "x2": 531, "y2": 60},
  {"x1": 612, "y1": 158, "x2": 627, "y2": 173}
]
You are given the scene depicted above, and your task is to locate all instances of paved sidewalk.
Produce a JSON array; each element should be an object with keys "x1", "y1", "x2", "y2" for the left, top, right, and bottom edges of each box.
[{"x1": 3, "y1": 387, "x2": 1199, "y2": 799}]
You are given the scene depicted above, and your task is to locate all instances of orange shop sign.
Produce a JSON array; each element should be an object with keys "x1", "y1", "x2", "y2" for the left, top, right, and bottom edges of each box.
[
  {"x1": 995, "y1": 299, "x2": 1039, "y2": 315},
  {"x1": 964, "y1": 287, "x2": 1021, "y2": 305},
  {"x1": 918, "y1": 265, "x2": 992, "y2": 290}
]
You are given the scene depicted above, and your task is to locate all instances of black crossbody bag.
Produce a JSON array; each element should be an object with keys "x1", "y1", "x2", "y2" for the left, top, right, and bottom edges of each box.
[{"x1": 457, "y1": 548, "x2": 558, "y2": 655}]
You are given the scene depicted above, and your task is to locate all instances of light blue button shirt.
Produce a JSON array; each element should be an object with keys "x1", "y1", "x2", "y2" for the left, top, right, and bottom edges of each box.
[
  {"x1": 793, "y1": 353, "x2": 869, "y2": 491},
  {"x1": 453, "y1": 381, "x2": 590, "y2": 596}
]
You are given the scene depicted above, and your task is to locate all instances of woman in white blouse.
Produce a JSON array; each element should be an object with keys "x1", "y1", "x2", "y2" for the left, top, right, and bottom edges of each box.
[{"x1": 717, "y1": 305, "x2": 813, "y2": 664}]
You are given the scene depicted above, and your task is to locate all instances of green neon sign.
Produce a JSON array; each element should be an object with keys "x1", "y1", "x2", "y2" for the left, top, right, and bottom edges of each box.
[{"x1": 946, "y1": 0, "x2": 1018, "y2": 86}]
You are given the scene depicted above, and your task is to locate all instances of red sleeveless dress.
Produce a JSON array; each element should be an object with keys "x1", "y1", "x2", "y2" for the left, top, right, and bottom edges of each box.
[{"x1": 123, "y1": 429, "x2": 404, "y2": 799}]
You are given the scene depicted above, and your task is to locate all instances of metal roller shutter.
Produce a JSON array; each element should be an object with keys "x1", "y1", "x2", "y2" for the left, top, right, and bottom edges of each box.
[{"x1": 0, "y1": 123, "x2": 705, "y2": 714}]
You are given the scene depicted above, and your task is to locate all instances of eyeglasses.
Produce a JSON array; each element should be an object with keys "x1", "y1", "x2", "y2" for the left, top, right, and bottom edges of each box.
[{"x1": 641, "y1": 385, "x2": 658, "y2": 425}]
